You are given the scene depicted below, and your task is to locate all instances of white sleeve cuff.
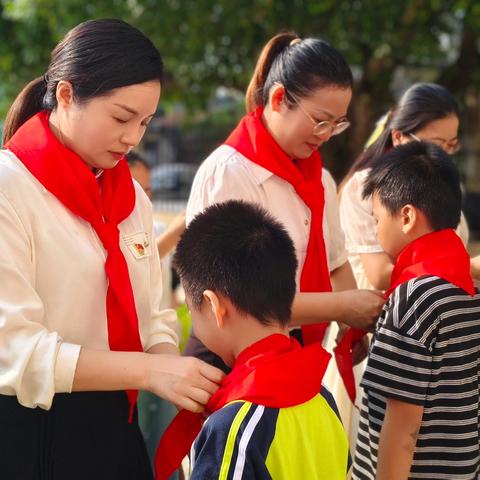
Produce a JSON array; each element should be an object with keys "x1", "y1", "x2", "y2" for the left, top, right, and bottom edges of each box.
[
  {"x1": 145, "y1": 334, "x2": 178, "y2": 352},
  {"x1": 145, "y1": 308, "x2": 180, "y2": 351},
  {"x1": 54, "y1": 342, "x2": 81, "y2": 393},
  {"x1": 328, "y1": 252, "x2": 349, "y2": 273}
]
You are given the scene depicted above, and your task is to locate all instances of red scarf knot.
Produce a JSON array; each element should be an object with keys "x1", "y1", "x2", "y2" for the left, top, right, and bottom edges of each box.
[{"x1": 94, "y1": 222, "x2": 121, "y2": 250}]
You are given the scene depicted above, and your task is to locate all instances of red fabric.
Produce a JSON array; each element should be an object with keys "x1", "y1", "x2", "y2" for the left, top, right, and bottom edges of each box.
[
  {"x1": 337, "y1": 228, "x2": 475, "y2": 404},
  {"x1": 386, "y1": 228, "x2": 475, "y2": 298},
  {"x1": 5, "y1": 111, "x2": 143, "y2": 421},
  {"x1": 154, "y1": 334, "x2": 331, "y2": 480},
  {"x1": 224, "y1": 107, "x2": 331, "y2": 345},
  {"x1": 334, "y1": 327, "x2": 366, "y2": 403}
]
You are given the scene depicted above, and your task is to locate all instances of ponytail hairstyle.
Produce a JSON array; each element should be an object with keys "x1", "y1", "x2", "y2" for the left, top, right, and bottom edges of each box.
[
  {"x1": 245, "y1": 32, "x2": 353, "y2": 113},
  {"x1": 343, "y1": 82, "x2": 459, "y2": 185},
  {"x1": 3, "y1": 19, "x2": 163, "y2": 144}
]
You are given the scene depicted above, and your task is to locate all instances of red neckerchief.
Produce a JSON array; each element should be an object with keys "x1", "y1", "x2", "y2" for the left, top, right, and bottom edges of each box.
[
  {"x1": 224, "y1": 107, "x2": 331, "y2": 345},
  {"x1": 6, "y1": 111, "x2": 143, "y2": 421},
  {"x1": 337, "y1": 228, "x2": 475, "y2": 404},
  {"x1": 154, "y1": 334, "x2": 331, "y2": 480},
  {"x1": 387, "y1": 228, "x2": 475, "y2": 297}
]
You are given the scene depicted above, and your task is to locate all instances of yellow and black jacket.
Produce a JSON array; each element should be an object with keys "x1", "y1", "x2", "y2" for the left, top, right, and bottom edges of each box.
[{"x1": 190, "y1": 386, "x2": 350, "y2": 479}]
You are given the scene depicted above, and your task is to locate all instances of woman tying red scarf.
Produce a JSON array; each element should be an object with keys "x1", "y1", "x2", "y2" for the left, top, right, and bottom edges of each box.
[
  {"x1": 185, "y1": 33, "x2": 385, "y2": 429},
  {"x1": 0, "y1": 20, "x2": 223, "y2": 480}
]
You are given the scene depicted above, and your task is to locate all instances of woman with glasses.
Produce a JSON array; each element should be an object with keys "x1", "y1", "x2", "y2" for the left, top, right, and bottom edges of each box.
[
  {"x1": 340, "y1": 82, "x2": 468, "y2": 292},
  {"x1": 185, "y1": 33, "x2": 385, "y2": 436}
]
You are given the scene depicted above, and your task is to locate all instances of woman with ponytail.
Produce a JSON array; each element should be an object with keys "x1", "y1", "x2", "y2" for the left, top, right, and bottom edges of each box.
[
  {"x1": 185, "y1": 33, "x2": 385, "y2": 433},
  {"x1": 0, "y1": 19, "x2": 223, "y2": 480},
  {"x1": 340, "y1": 83, "x2": 468, "y2": 291}
]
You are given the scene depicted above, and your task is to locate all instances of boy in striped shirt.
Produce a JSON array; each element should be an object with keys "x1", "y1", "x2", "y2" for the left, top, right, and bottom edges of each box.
[
  {"x1": 352, "y1": 141, "x2": 480, "y2": 480},
  {"x1": 166, "y1": 200, "x2": 350, "y2": 479}
]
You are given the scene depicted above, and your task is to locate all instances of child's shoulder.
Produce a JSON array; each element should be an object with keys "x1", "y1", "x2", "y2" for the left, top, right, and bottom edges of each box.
[
  {"x1": 204, "y1": 400, "x2": 277, "y2": 436},
  {"x1": 384, "y1": 275, "x2": 480, "y2": 338},
  {"x1": 389, "y1": 275, "x2": 476, "y2": 309}
]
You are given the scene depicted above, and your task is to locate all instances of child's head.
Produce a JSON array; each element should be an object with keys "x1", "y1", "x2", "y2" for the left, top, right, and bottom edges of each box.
[
  {"x1": 363, "y1": 141, "x2": 461, "y2": 259},
  {"x1": 173, "y1": 200, "x2": 297, "y2": 365},
  {"x1": 126, "y1": 151, "x2": 152, "y2": 199}
]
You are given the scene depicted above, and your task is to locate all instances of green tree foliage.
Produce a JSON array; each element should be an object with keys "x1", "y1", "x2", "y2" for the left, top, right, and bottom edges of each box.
[{"x1": 0, "y1": 0, "x2": 479, "y2": 177}]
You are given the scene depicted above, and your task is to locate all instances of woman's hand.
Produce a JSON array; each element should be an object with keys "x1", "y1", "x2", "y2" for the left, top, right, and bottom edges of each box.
[
  {"x1": 337, "y1": 289, "x2": 385, "y2": 332},
  {"x1": 144, "y1": 354, "x2": 225, "y2": 413}
]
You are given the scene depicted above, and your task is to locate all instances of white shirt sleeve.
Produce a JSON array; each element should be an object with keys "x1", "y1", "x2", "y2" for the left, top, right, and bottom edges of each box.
[
  {"x1": 322, "y1": 169, "x2": 348, "y2": 271},
  {"x1": 339, "y1": 169, "x2": 384, "y2": 254},
  {"x1": 0, "y1": 191, "x2": 81, "y2": 410},
  {"x1": 186, "y1": 146, "x2": 262, "y2": 224}
]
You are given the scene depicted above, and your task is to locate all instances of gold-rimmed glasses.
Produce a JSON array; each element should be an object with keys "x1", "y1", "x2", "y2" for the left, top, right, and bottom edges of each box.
[{"x1": 287, "y1": 91, "x2": 351, "y2": 137}]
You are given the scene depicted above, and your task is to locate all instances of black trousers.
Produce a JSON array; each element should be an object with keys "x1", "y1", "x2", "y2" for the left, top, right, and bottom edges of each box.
[{"x1": 0, "y1": 391, "x2": 153, "y2": 480}]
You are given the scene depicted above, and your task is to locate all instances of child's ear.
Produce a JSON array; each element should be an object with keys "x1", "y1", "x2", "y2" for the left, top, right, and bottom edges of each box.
[
  {"x1": 269, "y1": 83, "x2": 286, "y2": 113},
  {"x1": 400, "y1": 204, "x2": 417, "y2": 234},
  {"x1": 202, "y1": 290, "x2": 227, "y2": 328}
]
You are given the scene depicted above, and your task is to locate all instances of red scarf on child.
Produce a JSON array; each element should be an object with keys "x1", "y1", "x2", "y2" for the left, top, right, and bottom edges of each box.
[
  {"x1": 154, "y1": 334, "x2": 331, "y2": 480},
  {"x1": 224, "y1": 108, "x2": 361, "y2": 402},
  {"x1": 386, "y1": 228, "x2": 475, "y2": 298},
  {"x1": 338, "y1": 228, "x2": 475, "y2": 403},
  {"x1": 5, "y1": 111, "x2": 143, "y2": 421}
]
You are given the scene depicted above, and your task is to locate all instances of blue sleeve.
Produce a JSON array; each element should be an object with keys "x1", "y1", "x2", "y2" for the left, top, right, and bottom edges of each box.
[
  {"x1": 190, "y1": 401, "x2": 275, "y2": 480},
  {"x1": 190, "y1": 402, "x2": 244, "y2": 479}
]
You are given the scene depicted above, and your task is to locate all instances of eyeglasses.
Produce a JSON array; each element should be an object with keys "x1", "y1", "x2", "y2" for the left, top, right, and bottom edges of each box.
[
  {"x1": 287, "y1": 91, "x2": 351, "y2": 137},
  {"x1": 409, "y1": 133, "x2": 460, "y2": 155}
]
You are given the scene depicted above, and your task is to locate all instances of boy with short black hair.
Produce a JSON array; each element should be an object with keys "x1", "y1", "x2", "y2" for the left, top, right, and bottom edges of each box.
[
  {"x1": 352, "y1": 141, "x2": 480, "y2": 479},
  {"x1": 156, "y1": 199, "x2": 349, "y2": 480}
]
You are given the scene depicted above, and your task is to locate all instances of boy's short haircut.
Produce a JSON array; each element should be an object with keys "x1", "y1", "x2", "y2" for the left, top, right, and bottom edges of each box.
[
  {"x1": 362, "y1": 141, "x2": 461, "y2": 230},
  {"x1": 125, "y1": 150, "x2": 150, "y2": 170},
  {"x1": 173, "y1": 200, "x2": 298, "y2": 326}
]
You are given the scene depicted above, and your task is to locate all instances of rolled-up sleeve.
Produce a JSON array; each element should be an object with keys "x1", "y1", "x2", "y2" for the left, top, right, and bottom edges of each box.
[
  {"x1": 322, "y1": 169, "x2": 348, "y2": 272},
  {"x1": 0, "y1": 191, "x2": 81, "y2": 409}
]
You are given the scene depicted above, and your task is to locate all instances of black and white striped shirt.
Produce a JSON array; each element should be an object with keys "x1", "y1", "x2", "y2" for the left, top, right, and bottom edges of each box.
[{"x1": 353, "y1": 276, "x2": 480, "y2": 480}]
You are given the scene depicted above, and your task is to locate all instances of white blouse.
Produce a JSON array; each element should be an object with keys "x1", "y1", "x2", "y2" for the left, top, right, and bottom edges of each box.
[
  {"x1": 340, "y1": 169, "x2": 470, "y2": 289},
  {"x1": 187, "y1": 145, "x2": 348, "y2": 287},
  {"x1": 0, "y1": 150, "x2": 178, "y2": 410}
]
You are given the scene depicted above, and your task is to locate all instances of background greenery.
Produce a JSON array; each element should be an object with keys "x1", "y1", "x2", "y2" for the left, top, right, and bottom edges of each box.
[{"x1": 0, "y1": 0, "x2": 479, "y2": 183}]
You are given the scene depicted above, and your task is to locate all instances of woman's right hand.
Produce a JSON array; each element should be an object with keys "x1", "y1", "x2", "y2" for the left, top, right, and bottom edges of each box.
[
  {"x1": 338, "y1": 289, "x2": 385, "y2": 332},
  {"x1": 144, "y1": 354, "x2": 225, "y2": 413}
]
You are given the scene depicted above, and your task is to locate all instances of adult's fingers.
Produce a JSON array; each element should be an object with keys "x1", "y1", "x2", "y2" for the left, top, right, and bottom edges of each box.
[
  {"x1": 370, "y1": 289, "x2": 386, "y2": 299},
  {"x1": 193, "y1": 375, "x2": 222, "y2": 397},
  {"x1": 199, "y1": 361, "x2": 226, "y2": 385},
  {"x1": 174, "y1": 395, "x2": 205, "y2": 414},
  {"x1": 185, "y1": 386, "x2": 212, "y2": 407}
]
